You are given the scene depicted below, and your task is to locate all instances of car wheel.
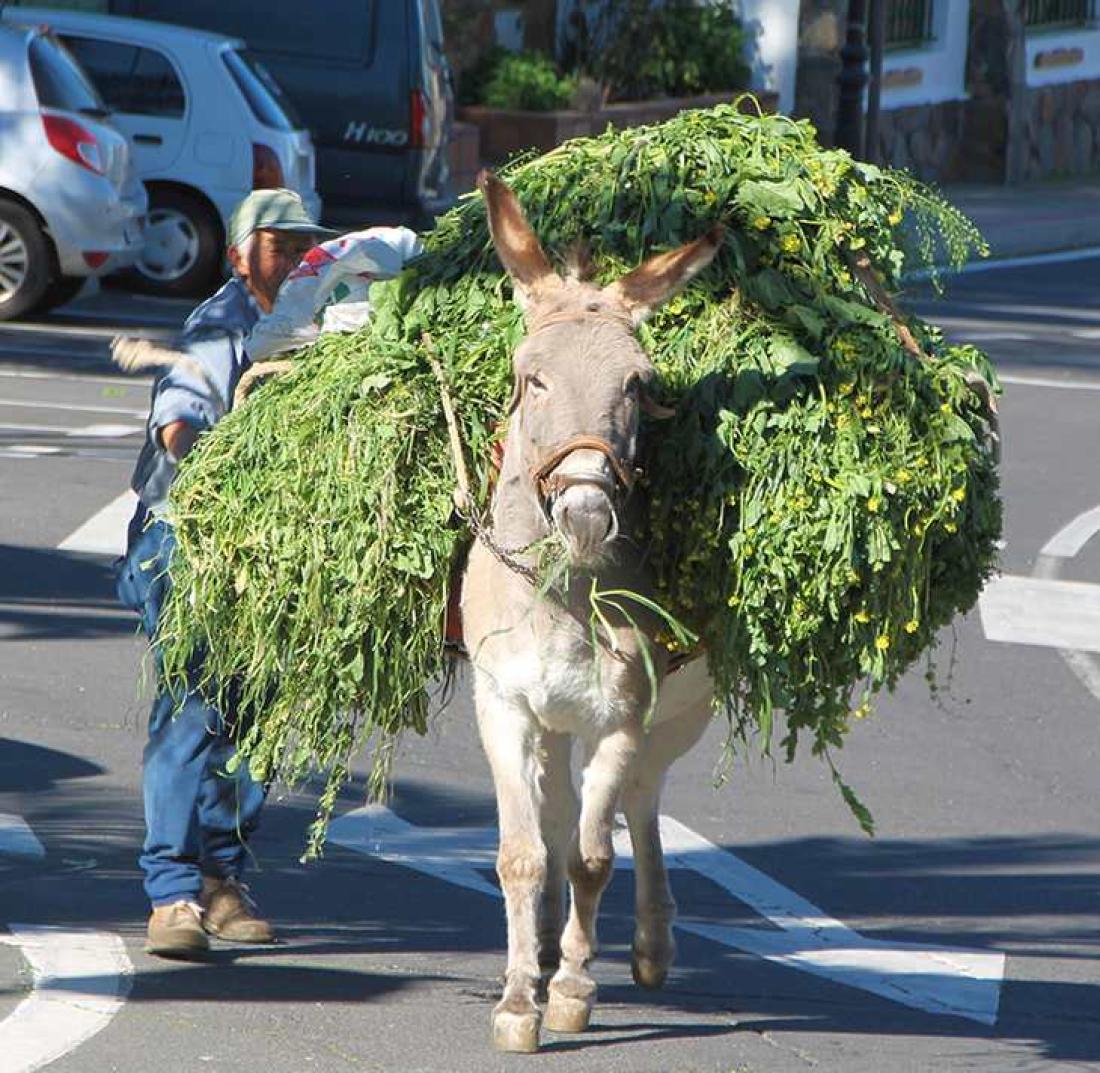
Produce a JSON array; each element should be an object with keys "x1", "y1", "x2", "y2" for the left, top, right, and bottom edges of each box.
[
  {"x1": 0, "y1": 201, "x2": 52, "y2": 321},
  {"x1": 128, "y1": 188, "x2": 222, "y2": 298}
]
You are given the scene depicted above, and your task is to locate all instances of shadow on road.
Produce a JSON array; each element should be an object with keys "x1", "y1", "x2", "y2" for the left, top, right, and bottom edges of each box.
[
  {"x1": 3, "y1": 774, "x2": 1099, "y2": 1061},
  {"x1": 0, "y1": 543, "x2": 133, "y2": 640},
  {"x1": 0, "y1": 737, "x2": 104, "y2": 792}
]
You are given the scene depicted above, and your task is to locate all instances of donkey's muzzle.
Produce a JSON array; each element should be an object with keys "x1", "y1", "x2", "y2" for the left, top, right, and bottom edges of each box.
[
  {"x1": 551, "y1": 481, "x2": 616, "y2": 559},
  {"x1": 533, "y1": 439, "x2": 633, "y2": 560}
]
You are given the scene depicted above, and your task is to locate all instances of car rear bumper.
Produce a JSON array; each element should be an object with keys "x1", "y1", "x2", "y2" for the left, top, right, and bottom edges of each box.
[{"x1": 43, "y1": 174, "x2": 148, "y2": 277}]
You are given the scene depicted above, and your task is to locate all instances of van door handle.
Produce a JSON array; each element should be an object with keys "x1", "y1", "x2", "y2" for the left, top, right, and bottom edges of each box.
[{"x1": 133, "y1": 134, "x2": 163, "y2": 146}]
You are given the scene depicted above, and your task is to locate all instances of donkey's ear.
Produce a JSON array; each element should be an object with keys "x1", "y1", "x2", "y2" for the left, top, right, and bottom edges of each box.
[
  {"x1": 605, "y1": 226, "x2": 724, "y2": 326},
  {"x1": 479, "y1": 170, "x2": 556, "y2": 308}
]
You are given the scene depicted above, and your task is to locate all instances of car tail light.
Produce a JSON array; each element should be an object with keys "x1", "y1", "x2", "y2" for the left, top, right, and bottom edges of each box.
[
  {"x1": 252, "y1": 143, "x2": 284, "y2": 189},
  {"x1": 409, "y1": 89, "x2": 428, "y2": 150},
  {"x1": 42, "y1": 114, "x2": 104, "y2": 175},
  {"x1": 83, "y1": 251, "x2": 109, "y2": 269}
]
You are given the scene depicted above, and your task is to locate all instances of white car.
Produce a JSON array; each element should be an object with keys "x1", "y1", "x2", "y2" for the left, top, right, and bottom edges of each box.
[
  {"x1": 5, "y1": 7, "x2": 321, "y2": 297},
  {"x1": 0, "y1": 22, "x2": 146, "y2": 320}
]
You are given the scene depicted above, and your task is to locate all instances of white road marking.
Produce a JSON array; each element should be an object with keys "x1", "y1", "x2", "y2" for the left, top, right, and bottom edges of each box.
[
  {"x1": 1039, "y1": 506, "x2": 1100, "y2": 558},
  {"x1": 57, "y1": 490, "x2": 137, "y2": 556},
  {"x1": 0, "y1": 925, "x2": 131, "y2": 1073},
  {"x1": 907, "y1": 245, "x2": 1100, "y2": 280},
  {"x1": 0, "y1": 422, "x2": 142, "y2": 438},
  {"x1": 999, "y1": 374, "x2": 1100, "y2": 392},
  {"x1": 328, "y1": 805, "x2": 1004, "y2": 1025},
  {"x1": 0, "y1": 398, "x2": 146, "y2": 418},
  {"x1": 0, "y1": 446, "x2": 64, "y2": 457},
  {"x1": 979, "y1": 575, "x2": 1100, "y2": 653},
  {"x1": 952, "y1": 332, "x2": 1033, "y2": 343},
  {"x1": 0, "y1": 816, "x2": 44, "y2": 860},
  {"x1": 0, "y1": 369, "x2": 147, "y2": 387}
]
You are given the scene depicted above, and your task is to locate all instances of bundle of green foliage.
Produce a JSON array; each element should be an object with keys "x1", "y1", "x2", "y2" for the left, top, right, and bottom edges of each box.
[
  {"x1": 563, "y1": 0, "x2": 750, "y2": 101},
  {"x1": 158, "y1": 103, "x2": 1000, "y2": 854}
]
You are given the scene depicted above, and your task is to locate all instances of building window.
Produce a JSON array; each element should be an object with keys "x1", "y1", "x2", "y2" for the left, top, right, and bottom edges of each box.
[
  {"x1": 885, "y1": 0, "x2": 934, "y2": 49},
  {"x1": 1025, "y1": 0, "x2": 1096, "y2": 28}
]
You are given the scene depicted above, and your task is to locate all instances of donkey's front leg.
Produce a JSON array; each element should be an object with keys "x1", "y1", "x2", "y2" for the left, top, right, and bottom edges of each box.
[
  {"x1": 477, "y1": 695, "x2": 547, "y2": 1053},
  {"x1": 622, "y1": 662, "x2": 713, "y2": 988},
  {"x1": 546, "y1": 724, "x2": 640, "y2": 1034}
]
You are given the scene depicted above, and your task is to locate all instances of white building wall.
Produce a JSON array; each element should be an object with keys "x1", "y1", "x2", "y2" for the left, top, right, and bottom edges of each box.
[
  {"x1": 880, "y1": 1, "x2": 970, "y2": 111},
  {"x1": 1026, "y1": 24, "x2": 1100, "y2": 87},
  {"x1": 731, "y1": 0, "x2": 802, "y2": 113}
]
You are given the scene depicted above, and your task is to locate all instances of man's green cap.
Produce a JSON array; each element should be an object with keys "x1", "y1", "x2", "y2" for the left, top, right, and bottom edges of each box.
[{"x1": 227, "y1": 188, "x2": 337, "y2": 248}]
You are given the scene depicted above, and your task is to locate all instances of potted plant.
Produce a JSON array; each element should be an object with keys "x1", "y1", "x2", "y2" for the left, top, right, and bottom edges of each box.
[{"x1": 458, "y1": 0, "x2": 777, "y2": 163}]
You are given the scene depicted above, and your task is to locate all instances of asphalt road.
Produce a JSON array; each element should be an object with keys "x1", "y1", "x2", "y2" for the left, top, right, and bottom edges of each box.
[{"x1": 2, "y1": 260, "x2": 1100, "y2": 1073}]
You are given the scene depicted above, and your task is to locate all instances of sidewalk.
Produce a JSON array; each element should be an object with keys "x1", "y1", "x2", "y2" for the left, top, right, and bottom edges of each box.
[{"x1": 943, "y1": 180, "x2": 1100, "y2": 262}]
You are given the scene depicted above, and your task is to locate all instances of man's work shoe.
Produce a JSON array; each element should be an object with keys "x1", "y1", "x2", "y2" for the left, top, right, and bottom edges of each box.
[
  {"x1": 200, "y1": 876, "x2": 275, "y2": 943},
  {"x1": 146, "y1": 900, "x2": 209, "y2": 960}
]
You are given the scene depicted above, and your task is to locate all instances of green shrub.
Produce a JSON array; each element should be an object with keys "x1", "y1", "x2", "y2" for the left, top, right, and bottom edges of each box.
[
  {"x1": 481, "y1": 50, "x2": 577, "y2": 111},
  {"x1": 566, "y1": 0, "x2": 750, "y2": 101}
]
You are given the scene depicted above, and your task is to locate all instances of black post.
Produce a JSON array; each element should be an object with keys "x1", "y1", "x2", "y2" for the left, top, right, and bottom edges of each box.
[
  {"x1": 835, "y1": 0, "x2": 870, "y2": 157},
  {"x1": 865, "y1": 0, "x2": 886, "y2": 162}
]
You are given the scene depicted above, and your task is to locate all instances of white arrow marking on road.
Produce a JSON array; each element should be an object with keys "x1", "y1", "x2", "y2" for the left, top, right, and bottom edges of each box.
[
  {"x1": 0, "y1": 925, "x2": 131, "y2": 1073},
  {"x1": 979, "y1": 574, "x2": 1100, "y2": 653},
  {"x1": 58, "y1": 490, "x2": 138, "y2": 557},
  {"x1": 328, "y1": 805, "x2": 1004, "y2": 1025},
  {"x1": 0, "y1": 422, "x2": 141, "y2": 438},
  {"x1": 0, "y1": 815, "x2": 44, "y2": 860}
]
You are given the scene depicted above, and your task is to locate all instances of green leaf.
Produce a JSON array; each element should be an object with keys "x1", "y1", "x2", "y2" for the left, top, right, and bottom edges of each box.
[{"x1": 737, "y1": 178, "x2": 805, "y2": 217}]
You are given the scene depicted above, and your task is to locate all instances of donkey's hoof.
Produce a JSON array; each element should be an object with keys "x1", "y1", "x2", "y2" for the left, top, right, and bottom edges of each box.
[
  {"x1": 544, "y1": 991, "x2": 594, "y2": 1033},
  {"x1": 492, "y1": 1008, "x2": 541, "y2": 1053},
  {"x1": 631, "y1": 954, "x2": 669, "y2": 990}
]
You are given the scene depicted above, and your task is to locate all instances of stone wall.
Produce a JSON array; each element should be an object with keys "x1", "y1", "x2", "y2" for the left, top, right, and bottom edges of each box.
[
  {"x1": 1021, "y1": 81, "x2": 1100, "y2": 180},
  {"x1": 873, "y1": 101, "x2": 969, "y2": 182}
]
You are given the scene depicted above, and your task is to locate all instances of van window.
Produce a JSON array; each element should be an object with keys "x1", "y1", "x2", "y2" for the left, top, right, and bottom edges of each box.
[
  {"x1": 28, "y1": 33, "x2": 105, "y2": 114},
  {"x1": 130, "y1": 0, "x2": 375, "y2": 63},
  {"x1": 222, "y1": 48, "x2": 300, "y2": 130},
  {"x1": 62, "y1": 36, "x2": 185, "y2": 118}
]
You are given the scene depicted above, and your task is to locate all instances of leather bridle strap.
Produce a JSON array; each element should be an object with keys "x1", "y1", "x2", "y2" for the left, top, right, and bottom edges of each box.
[{"x1": 530, "y1": 434, "x2": 637, "y2": 506}]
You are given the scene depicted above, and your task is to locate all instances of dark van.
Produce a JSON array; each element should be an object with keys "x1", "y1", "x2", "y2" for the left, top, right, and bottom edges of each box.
[{"x1": 110, "y1": 0, "x2": 453, "y2": 227}]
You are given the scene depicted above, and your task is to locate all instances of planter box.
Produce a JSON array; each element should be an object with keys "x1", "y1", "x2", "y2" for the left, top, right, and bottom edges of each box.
[{"x1": 459, "y1": 91, "x2": 779, "y2": 163}]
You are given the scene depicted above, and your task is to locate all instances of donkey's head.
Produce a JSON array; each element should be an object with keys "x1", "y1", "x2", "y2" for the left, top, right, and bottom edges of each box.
[{"x1": 481, "y1": 170, "x2": 721, "y2": 565}]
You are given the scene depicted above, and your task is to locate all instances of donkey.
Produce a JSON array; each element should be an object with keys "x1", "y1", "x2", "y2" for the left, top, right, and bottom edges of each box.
[{"x1": 460, "y1": 171, "x2": 722, "y2": 1053}]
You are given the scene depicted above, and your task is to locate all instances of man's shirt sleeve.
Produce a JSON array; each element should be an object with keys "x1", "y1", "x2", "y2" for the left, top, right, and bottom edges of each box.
[{"x1": 147, "y1": 329, "x2": 244, "y2": 441}]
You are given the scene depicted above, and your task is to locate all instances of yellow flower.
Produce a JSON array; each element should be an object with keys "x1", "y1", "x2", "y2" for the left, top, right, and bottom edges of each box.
[
  {"x1": 896, "y1": 469, "x2": 911, "y2": 483},
  {"x1": 860, "y1": 406, "x2": 873, "y2": 418},
  {"x1": 753, "y1": 215, "x2": 771, "y2": 230},
  {"x1": 951, "y1": 487, "x2": 966, "y2": 502},
  {"x1": 875, "y1": 634, "x2": 891, "y2": 650},
  {"x1": 945, "y1": 522, "x2": 958, "y2": 533},
  {"x1": 838, "y1": 380, "x2": 855, "y2": 396},
  {"x1": 854, "y1": 608, "x2": 871, "y2": 623},
  {"x1": 866, "y1": 496, "x2": 881, "y2": 513},
  {"x1": 940, "y1": 402, "x2": 952, "y2": 414},
  {"x1": 888, "y1": 211, "x2": 903, "y2": 226},
  {"x1": 847, "y1": 569, "x2": 860, "y2": 585},
  {"x1": 904, "y1": 619, "x2": 919, "y2": 633},
  {"x1": 853, "y1": 702, "x2": 872, "y2": 719},
  {"x1": 781, "y1": 234, "x2": 800, "y2": 254},
  {"x1": 913, "y1": 522, "x2": 925, "y2": 536},
  {"x1": 727, "y1": 595, "x2": 740, "y2": 608}
]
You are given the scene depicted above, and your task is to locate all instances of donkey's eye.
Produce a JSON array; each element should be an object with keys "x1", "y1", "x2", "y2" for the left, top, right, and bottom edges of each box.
[{"x1": 526, "y1": 373, "x2": 548, "y2": 393}]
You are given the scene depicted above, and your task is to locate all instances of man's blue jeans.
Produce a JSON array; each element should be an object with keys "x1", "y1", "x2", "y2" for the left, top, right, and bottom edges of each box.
[{"x1": 117, "y1": 516, "x2": 265, "y2": 907}]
